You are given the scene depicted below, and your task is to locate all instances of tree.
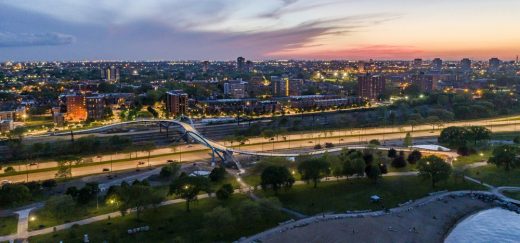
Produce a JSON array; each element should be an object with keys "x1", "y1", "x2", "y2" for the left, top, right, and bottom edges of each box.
[
  {"x1": 55, "y1": 156, "x2": 82, "y2": 179},
  {"x1": 388, "y1": 148, "x2": 397, "y2": 158},
  {"x1": 160, "y1": 163, "x2": 181, "y2": 179},
  {"x1": 438, "y1": 127, "x2": 468, "y2": 148},
  {"x1": 41, "y1": 179, "x2": 57, "y2": 190},
  {"x1": 76, "y1": 183, "x2": 100, "y2": 204},
  {"x1": 44, "y1": 195, "x2": 75, "y2": 219},
  {"x1": 204, "y1": 206, "x2": 235, "y2": 238},
  {"x1": 119, "y1": 184, "x2": 164, "y2": 218},
  {"x1": 488, "y1": 145, "x2": 520, "y2": 171},
  {"x1": 365, "y1": 165, "x2": 382, "y2": 183},
  {"x1": 298, "y1": 158, "x2": 330, "y2": 188},
  {"x1": 407, "y1": 150, "x2": 422, "y2": 164},
  {"x1": 216, "y1": 184, "x2": 234, "y2": 200},
  {"x1": 170, "y1": 176, "x2": 211, "y2": 212},
  {"x1": 0, "y1": 184, "x2": 31, "y2": 206},
  {"x1": 467, "y1": 126, "x2": 491, "y2": 145},
  {"x1": 209, "y1": 166, "x2": 226, "y2": 182},
  {"x1": 403, "y1": 132, "x2": 413, "y2": 147},
  {"x1": 391, "y1": 156, "x2": 407, "y2": 168},
  {"x1": 237, "y1": 200, "x2": 263, "y2": 224},
  {"x1": 417, "y1": 155, "x2": 452, "y2": 188},
  {"x1": 260, "y1": 166, "x2": 295, "y2": 193}
]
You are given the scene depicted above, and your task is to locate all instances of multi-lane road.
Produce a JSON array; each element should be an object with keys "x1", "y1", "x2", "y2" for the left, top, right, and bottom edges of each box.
[{"x1": 1, "y1": 115, "x2": 519, "y2": 183}]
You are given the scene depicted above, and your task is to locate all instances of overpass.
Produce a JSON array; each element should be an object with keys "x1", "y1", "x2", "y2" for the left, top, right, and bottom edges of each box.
[{"x1": 51, "y1": 118, "x2": 457, "y2": 166}]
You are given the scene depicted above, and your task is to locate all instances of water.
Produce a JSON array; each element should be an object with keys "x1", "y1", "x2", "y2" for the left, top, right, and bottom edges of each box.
[{"x1": 445, "y1": 207, "x2": 520, "y2": 243}]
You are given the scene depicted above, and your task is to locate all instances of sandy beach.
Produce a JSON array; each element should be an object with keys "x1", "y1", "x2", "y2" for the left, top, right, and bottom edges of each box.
[{"x1": 257, "y1": 195, "x2": 492, "y2": 243}]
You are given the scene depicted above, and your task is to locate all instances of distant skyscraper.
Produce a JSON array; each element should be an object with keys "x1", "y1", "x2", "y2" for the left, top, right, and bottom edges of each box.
[
  {"x1": 357, "y1": 74, "x2": 385, "y2": 100},
  {"x1": 101, "y1": 66, "x2": 120, "y2": 82},
  {"x1": 413, "y1": 58, "x2": 423, "y2": 68},
  {"x1": 245, "y1": 60, "x2": 253, "y2": 72},
  {"x1": 357, "y1": 61, "x2": 366, "y2": 73},
  {"x1": 271, "y1": 75, "x2": 290, "y2": 97},
  {"x1": 461, "y1": 58, "x2": 472, "y2": 73},
  {"x1": 488, "y1": 57, "x2": 501, "y2": 72},
  {"x1": 237, "y1": 57, "x2": 245, "y2": 71},
  {"x1": 432, "y1": 58, "x2": 442, "y2": 71},
  {"x1": 202, "y1": 61, "x2": 209, "y2": 73},
  {"x1": 166, "y1": 90, "x2": 188, "y2": 117}
]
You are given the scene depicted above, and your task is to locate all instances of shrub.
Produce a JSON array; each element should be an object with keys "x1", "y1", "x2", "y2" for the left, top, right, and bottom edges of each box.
[{"x1": 391, "y1": 156, "x2": 407, "y2": 168}]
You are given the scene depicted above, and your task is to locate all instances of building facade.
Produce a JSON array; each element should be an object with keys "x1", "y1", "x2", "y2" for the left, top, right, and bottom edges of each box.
[
  {"x1": 166, "y1": 90, "x2": 189, "y2": 116},
  {"x1": 357, "y1": 74, "x2": 386, "y2": 100}
]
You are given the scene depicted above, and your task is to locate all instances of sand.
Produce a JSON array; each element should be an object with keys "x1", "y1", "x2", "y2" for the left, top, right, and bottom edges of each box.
[{"x1": 257, "y1": 195, "x2": 491, "y2": 243}]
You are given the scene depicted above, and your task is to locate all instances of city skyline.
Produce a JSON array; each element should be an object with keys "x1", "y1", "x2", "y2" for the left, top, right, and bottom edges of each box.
[{"x1": 0, "y1": 0, "x2": 520, "y2": 61}]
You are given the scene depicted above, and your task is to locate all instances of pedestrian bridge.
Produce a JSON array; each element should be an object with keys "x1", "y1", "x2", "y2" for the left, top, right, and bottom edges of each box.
[{"x1": 52, "y1": 118, "x2": 458, "y2": 167}]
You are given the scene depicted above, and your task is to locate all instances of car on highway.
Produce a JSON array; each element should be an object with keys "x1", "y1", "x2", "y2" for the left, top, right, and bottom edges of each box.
[
  {"x1": 137, "y1": 161, "x2": 146, "y2": 165},
  {"x1": 167, "y1": 160, "x2": 175, "y2": 163},
  {"x1": 103, "y1": 168, "x2": 110, "y2": 172},
  {"x1": 29, "y1": 162, "x2": 38, "y2": 166}
]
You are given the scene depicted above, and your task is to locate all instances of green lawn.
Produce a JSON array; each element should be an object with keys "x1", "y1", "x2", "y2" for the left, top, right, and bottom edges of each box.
[
  {"x1": 453, "y1": 150, "x2": 491, "y2": 168},
  {"x1": 258, "y1": 176, "x2": 485, "y2": 215},
  {"x1": 29, "y1": 173, "x2": 240, "y2": 231},
  {"x1": 467, "y1": 165, "x2": 520, "y2": 187},
  {"x1": 503, "y1": 191, "x2": 520, "y2": 200},
  {"x1": 29, "y1": 202, "x2": 120, "y2": 231},
  {"x1": 0, "y1": 215, "x2": 17, "y2": 236},
  {"x1": 29, "y1": 195, "x2": 290, "y2": 243}
]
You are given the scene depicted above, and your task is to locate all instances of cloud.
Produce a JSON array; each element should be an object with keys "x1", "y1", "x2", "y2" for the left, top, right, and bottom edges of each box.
[{"x1": 0, "y1": 32, "x2": 75, "y2": 48}]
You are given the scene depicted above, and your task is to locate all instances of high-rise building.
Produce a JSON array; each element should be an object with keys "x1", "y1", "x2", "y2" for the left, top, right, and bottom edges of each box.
[
  {"x1": 245, "y1": 60, "x2": 253, "y2": 72},
  {"x1": 248, "y1": 76, "x2": 268, "y2": 97},
  {"x1": 461, "y1": 58, "x2": 472, "y2": 73},
  {"x1": 432, "y1": 58, "x2": 442, "y2": 71},
  {"x1": 166, "y1": 90, "x2": 188, "y2": 117},
  {"x1": 85, "y1": 95, "x2": 106, "y2": 121},
  {"x1": 224, "y1": 80, "x2": 248, "y2": 99},
  {"x1": 202, "y1": 61, "x2": 209, "y2": 73},
  {"x1": 412, "y1": 72, "x2": 437, "y2": 93},
  {"x1": 357, "y1": 61, "x2": 366, "y2": 73},
  {"x1": 271, "y1": 75, "x2": 290, "y2": 97},
  {"x1": 101, "y1": 66, "x2": 120, "y2": 82},
  {"x1": 413, "y1": 58, "x2": 423, "y2": 68},
  {"x1": 357, "y1": 74, "x2": 386, "y2": 100},
  {"x1": 289, "y1": 79, "x2": 304, "y2": 96},
  {"x1": 64, "y1": 94, "x2": 87, "y2": 122},
  {"x1": 237, "y1": 57, "x2": 245, "y2": 71},
  {"x1": 489, "y1": 58, "x2": 501, "y2": 72}
]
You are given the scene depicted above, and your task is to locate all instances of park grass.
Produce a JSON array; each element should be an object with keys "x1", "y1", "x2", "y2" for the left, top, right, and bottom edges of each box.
[
  {"x1": 503, "y1": 191, "x2": 520, "y2": 201},
  {"x1": 258, "y1": 175, "x2": 485, "y2": 215},
  {"x1": 467, "y1": 165, "x2": 520, "y2": 187},
  {"x1": 29, "y1": 172, "x2": 240, "y2": 230},
  {"x1": 28, "y1": 195, "x2": 290, "y2": 243},
  {"x1": 452, "y1": 150, "x2": 491, "y2": 168},
  {"x1": 28, "y1": 201, "x2": 120, "y2": 231},
  {"x1": 0, "y1": 215, "x2": 17, "y2": 236}
]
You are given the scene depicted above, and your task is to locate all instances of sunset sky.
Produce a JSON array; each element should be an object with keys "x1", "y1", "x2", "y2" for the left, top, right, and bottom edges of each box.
[{"x1": 0, "y1": 0, "x2": 519, "y2": 61}]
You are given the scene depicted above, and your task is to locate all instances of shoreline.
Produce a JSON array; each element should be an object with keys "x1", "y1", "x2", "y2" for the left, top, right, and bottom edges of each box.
[
  {"x1": 245, "y1": 191, "x2": 499, "y2": 243},
  {"x1": 442, "y1": 206, "x2": 495, "y2": 241}
]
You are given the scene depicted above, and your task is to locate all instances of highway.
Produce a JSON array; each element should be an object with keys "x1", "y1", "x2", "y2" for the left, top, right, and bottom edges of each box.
[{"x1": 1, "y1": 115, "x2": 519, "y2": 183}]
